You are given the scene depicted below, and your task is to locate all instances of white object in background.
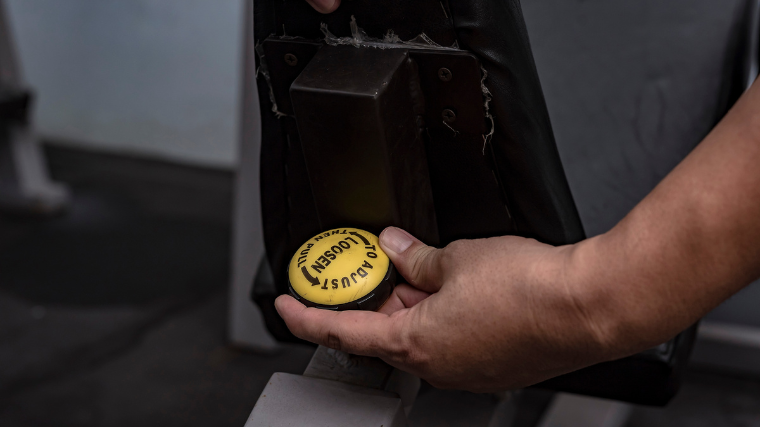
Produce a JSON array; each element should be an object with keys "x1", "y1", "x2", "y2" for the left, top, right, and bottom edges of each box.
[
  {"x1": 245, "y1": 373, "x2": 407, "y2": 427},
  {"x1": 5, "y1": 0, "x2": 242, "y2": 168},
  {"x1": 227, "y1": 0, "x2": 277, "y2": 351},
  {"x1": 0, "y1": 0, "x2": 68, "y2": 214},
  {"x1": 699, "y1": 320, "x2": 760, "y2": 349}
]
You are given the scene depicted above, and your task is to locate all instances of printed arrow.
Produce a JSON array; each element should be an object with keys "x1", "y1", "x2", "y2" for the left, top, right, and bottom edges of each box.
[
  {"x1": 349, "y1": 231, "x2": 370, "y2": 246},
  {"x1": 301, "y1": 266, "x2": 321, "y2": 286}
]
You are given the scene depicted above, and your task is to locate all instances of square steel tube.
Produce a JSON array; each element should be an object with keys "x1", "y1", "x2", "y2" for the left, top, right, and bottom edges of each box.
[{"x1": 290, "y1": 45, "x2": 438, "y2": 243}]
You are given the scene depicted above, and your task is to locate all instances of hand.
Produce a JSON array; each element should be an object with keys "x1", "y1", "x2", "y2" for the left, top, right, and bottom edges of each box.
[
  {"x1": 275, "y1": 227, "x2": 617, "y2": 392},
  {"x1": 305, "y1": 0, "x2": 340, "y2": 14},
  {"x1": 274, "y1": 50, "x2": 760, "y2": 394}
]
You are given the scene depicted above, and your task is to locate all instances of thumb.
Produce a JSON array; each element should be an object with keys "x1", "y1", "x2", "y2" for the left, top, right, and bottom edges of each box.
[{"x1": 379, "y1": 227, "x2": 444, "y2": 293}]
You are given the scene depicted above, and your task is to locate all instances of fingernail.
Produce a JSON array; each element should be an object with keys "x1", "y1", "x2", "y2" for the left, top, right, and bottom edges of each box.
[
  {"x1": 306, "y1": 0, "x2": 337, "y2": 13},
  {"x1": 274, "y1": 295, "x2": 285, "y2": 314},
  {"x1": 381, "y1": 227, "x2": 414, "y2": 254}
]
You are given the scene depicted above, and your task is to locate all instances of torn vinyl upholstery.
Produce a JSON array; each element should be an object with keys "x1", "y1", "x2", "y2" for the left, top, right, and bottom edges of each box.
[{"x1": 250, "y1": 0, "x2": 697, "y2": 406}]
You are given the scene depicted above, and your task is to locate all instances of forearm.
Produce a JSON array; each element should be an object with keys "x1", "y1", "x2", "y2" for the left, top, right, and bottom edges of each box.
[{"x1": 570, "y1": 81, "x2": 760, "y2": 358}]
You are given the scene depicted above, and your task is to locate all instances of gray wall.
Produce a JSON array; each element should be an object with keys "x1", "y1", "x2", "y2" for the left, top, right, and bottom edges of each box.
[
  {"x1": 6, "y1": 0, "x2": 243, "y2": 167},
  {"x1": 522, "y1": 0, "x2": 760, "y2": 327},
  {"x1": 523, "y1": 0, "x2": 740, "y2": 237}
]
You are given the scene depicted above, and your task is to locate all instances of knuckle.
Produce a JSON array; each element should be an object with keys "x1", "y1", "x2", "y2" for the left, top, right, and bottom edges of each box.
[
  {"x1": 438, "y1": 242, "x2": 468, "y2": 280},
  {"x1": 404, "y1": 346, "x2": 431, "y2": 372},
  {"x1": 444, "y1": 239, "x2": 467, "y2": 254},
  {"x1": 393, "y1": 326, "x2": 431, "y2": 371},
  {"x1": 324, "y1": 325, "x2": 343, "y2": 352},
  {"x1": 440, "y1": 241, "x2": 465, "y2": 267},
  {"x1": 407, "y1": 247, "x2": 434, "y2": 285}
]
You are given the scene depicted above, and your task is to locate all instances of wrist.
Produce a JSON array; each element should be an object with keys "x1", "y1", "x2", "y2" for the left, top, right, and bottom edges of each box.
[
  {"x1": 561, "y1": 230, "x2": 683, "y2": 363},
  {"x1": 556, "y1": 236, "x2": 631, "y2": 362}
]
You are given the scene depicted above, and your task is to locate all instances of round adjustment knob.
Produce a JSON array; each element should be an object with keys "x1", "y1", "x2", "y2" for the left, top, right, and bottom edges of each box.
[{"x1": 288, "y1": 228, "x2": 396, "y2": 311}]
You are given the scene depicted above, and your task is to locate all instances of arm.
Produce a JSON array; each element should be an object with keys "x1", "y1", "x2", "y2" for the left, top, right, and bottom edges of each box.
[
  {"x1": 275, "y1": 81, "x2": 760, "y2": 392},
  {"x1": 572, "y1": 76, "x2": 760, "y2": 357}
]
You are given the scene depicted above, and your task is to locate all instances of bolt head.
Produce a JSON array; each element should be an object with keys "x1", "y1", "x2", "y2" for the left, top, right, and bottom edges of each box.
[
  {"x1": 438, "y1": 67, "x2": 452, "y2": 82},
  {"x1": 284, "y1": 53, "x2": 298, "y2": 66},
  {"x1": 442, "y1": 108, "x2": 457, "y2": 123}
]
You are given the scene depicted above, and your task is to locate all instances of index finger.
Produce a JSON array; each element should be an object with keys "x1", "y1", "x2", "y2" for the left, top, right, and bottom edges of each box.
[{"x1": 275, "y1": 294, "x2": 407, "y2": 358}]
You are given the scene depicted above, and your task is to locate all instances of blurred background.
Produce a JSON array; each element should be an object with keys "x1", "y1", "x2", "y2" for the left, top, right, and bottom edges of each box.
[{"x1": 0, "y1": 0, "x2": 758, "y2": 426}]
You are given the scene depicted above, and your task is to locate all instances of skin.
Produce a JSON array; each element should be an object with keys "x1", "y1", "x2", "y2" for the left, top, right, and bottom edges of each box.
[
  {"x1": 305, "y1": 0, "x2": 341, "y2": 14},
  {"x1": 277, "y1": 0, "x2": 760, "y2": 392}
]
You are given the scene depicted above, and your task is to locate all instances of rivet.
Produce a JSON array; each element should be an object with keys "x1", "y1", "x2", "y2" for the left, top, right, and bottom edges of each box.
[
  {"x1": 284, "y1": 53, "x2": 298, "y2": 66},
  {"x1": 438, "y1": 67, "x2": 452, "y2": 82},
  {"x1": 442, "y1": 109, "x2": 457, "y2": 123}
]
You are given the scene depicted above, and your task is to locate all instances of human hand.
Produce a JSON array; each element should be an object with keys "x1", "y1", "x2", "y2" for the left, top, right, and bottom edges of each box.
[
  {"x1": 305, "y1": 0, "x2": 340, "y2": 14},
  {"x1": 275, "y1": 227, "x2": 618, "y2": 392},
  {"x1": 274, "y1": 64, "x2": 760, "y2": 394}
]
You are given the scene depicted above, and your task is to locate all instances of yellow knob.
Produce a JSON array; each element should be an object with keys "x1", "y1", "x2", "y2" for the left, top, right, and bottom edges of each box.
[{"x1": 288, "y1": 228, "x2": 395, "y2": 310}]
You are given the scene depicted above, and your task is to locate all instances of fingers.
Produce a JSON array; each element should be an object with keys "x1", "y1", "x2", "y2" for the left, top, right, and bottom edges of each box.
[
  {"x1": 275, "y1": 294, "x2": 403, "y2": 357},
  {"x1": 379, "y1": 227, "x2": 445, "y2": 293},
  {"x1": 378, "y1": 284, "x2": 431, "y2": 315},
  {"x1": 305, "y1": 0, "x2": 341, "y2": 13}
]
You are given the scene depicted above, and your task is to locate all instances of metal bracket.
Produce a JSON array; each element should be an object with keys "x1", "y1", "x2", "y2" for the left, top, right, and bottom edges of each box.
[
  {"x1": 260, "y1": 39, "x2": 321, "y2": 116},
  {"x1": 261, "y1": 37, "x2": 487, "y2": 136},
  {"x1": 409, "y1": 49, "x2": 487, "y2": 135}
]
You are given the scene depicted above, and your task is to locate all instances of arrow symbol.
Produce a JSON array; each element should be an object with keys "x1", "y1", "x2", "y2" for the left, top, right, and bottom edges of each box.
[
  {"x1": 301, "y1": 266, "x2": 320, "y2": 286},
  {"x1": 349, "y1": 231, "x2": 370, "y2": 246}
]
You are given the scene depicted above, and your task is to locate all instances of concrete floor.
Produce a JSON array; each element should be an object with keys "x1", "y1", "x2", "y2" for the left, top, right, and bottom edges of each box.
[
  {"x1": 1, "y1": 146, "x2": 759, "y2": 427},
  {"x1": 0, "y1": 145, "x2": 314, "y2": 426},
  {"x1": 0, "y1": 291, "x2": 314, "y2": 427}
]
